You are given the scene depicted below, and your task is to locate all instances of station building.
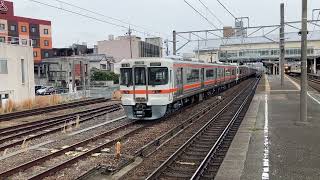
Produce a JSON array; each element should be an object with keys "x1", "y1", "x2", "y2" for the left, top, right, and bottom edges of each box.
[
  {"x1": 197, "y1": 32, "x2": 320, "y2": 75},
  {"x1": 0, "y1": 0, "x2": 53, "y2": 64},
  {"x1": 0, "y1": 37, "x2": 35, "y2": 106}
]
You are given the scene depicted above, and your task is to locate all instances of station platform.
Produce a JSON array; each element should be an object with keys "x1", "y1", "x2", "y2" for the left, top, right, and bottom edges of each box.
[{"x1": 215, "y1": 75, "x2": 320, "y2": 180}]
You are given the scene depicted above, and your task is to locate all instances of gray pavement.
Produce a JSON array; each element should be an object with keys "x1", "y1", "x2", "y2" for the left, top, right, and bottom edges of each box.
[{"x1": 216, "y1": 75, "x2": 320, "y2": 180}]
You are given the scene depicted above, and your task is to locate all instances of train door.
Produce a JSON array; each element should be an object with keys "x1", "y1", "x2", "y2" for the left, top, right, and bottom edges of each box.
[
  {"x1": 176, "y1": 68, "x2": 183, "y2": 96},
  {"x1": 201, "y1": 68, "x2": 205, "y2": 88},
  {"x1": 215, "y1": 68, "x2": 218, "y2": 85},
  {"x1": 133, "y1": 65, "x2": 148, "y2": 102}
]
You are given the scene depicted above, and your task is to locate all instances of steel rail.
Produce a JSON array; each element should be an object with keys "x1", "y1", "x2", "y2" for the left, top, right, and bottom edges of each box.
[
  {"x1": 290, "y1": 74, "x2": 320, "y2": 92},
  {"x1": 191, "y1": 77, "x2": 259, "y2": 179},
  {"x1": 75, "y1": 77, "x2": 255, "y2": 180},
  {"x1": 26, "y1": 126, "x2": 142, "y2": 180},
  {"x1": 0, "y1": 98, "x2": 108, "y2": 121},
  {"x1": 146, "y1": 78, "x2": 258, "y2": 179},
  {"x1": 0, "y1": 116, "x2": 132, "y2": 178},
  {"x1": 0, "y1": 104, "x2": 120, "y2": 137},
  {"x1": 0, "y1": 105, "x2": 121, "y2": 152},
  {"x1": 135, "y1": 79, "x2": 252, "y2": 158}
]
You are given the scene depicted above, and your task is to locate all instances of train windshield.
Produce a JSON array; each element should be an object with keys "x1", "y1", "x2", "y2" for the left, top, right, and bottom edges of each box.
[
  {"x1": 120, "y1": 68, "x2": 133, "y2": 86},
  {"x1": 134, "y1": 67, "x2": 146, "y2": 85},
  {"x1": 149, "y1": 67, "x2": 168, "y2": 86}
]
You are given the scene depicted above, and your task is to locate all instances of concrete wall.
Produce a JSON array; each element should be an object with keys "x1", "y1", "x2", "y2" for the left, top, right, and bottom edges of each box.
[
  {"x1": 0, "y1": 43, "x2": 35, "y2": 104},
  {"x1": 97, "y1": 37, "x2": 140, "y2": 63}
]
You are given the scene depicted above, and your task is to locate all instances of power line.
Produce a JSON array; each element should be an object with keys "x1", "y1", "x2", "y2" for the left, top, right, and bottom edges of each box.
[
  {"x1": 310, "y1": 11, "x2": 320, "y2": 37},
  {"x1": 198, "y1": 0, "x2": 224, "y2": 27},
  {"x1": 28, "y1": 0, "x2": 162, "y2": 37},
  {"x1": 184, "y1": 0, "x2": 221, "y2": 32},
  {"x1": 216, "y1": 0, "x2": 238, "y2": 20},
  {"x1": 50, "y1": 0, "x2": 166, "y2": 37}
]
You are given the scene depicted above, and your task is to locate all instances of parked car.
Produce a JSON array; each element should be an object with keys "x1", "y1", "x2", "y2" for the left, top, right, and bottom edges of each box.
[
  {"x1": 36, "y1": 86, "x2": 57, "y2": 95},
  {"x1": 35, "y1": 85, "x2": 45, "y2": 94}
]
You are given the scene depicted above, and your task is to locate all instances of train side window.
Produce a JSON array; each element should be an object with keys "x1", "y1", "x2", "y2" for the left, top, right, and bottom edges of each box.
[
  {"x1": 225, "y1": 69, "x2": 231, "y2": 76},
  {"x1": 206, "y1": 69, "x2": 215, "y2": 79},
  {"x1": 148, "y1": 67, "x2": 168, "y2": 86},
  {"x1": 187, "y1": 68, "x2": 200, "y2": 83}
]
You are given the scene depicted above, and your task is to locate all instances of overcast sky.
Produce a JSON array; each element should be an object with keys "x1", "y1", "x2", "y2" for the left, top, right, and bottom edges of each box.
[{"x1": 11, "y1": 0, "x2": 320, "y2": 51}]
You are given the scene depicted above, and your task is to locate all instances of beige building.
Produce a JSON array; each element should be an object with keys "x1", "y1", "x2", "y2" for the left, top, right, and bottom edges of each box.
[
  {"x1": 0, "y1": 36, "x2": 35, "y2": 106},
  {"x1": 97, "y1": 35, "x2": 162, "y2": 63}
]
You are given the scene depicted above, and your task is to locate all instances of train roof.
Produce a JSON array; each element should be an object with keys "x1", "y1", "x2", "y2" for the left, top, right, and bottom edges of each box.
[{"x1": 120, "y1": 57, "x2": 237, "y2": 67}]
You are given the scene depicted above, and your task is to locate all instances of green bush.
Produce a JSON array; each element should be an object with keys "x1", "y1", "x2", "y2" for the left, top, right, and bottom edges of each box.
[{"x1": 91, "y1": 70, "x2": 119, "y2": 84}]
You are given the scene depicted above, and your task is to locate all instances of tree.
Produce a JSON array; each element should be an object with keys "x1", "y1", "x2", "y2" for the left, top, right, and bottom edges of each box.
[{"x1": 91, "y1": 70, "x2": 119, "y2": 84}]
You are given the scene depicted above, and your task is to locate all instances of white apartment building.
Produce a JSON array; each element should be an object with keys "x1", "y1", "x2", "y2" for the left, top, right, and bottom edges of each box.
[{"x1": 0, "y1": 36, "x2": 35, "y2": 107}]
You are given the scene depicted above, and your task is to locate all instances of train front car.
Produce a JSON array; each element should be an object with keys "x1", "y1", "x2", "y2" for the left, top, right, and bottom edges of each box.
[{"x1": 120, "y1": 58, "x2": 173, "y2": 120}]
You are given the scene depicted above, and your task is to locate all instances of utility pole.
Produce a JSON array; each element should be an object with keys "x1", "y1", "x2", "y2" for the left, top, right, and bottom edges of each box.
[
  {"x1": 72, "y1": 59, "x2": 75, "y2": 92},
  {"x1": 164, "y1": 39, "x2": 169, "y2": 56},
  {"x1": 300, "y1": 0, "x2": 308, "y2": 123},
  {"x1": 280, "y1": 3, "x2": 285, "y2": 86},
  {"x1": 197, "y1": 38, "x2": 200, "y2": 59},
  {"x1": 128, "y1": 26, "x2": 133, "y2": 58},
  {"x1": 173, "y1": 30, "x2": 177, "y2": 55},
  {"x1": 71, "y1": 47, "x2": 76, "y2": 93}
]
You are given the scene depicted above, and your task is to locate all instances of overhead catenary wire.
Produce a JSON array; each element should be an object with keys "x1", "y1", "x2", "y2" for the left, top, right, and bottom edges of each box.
[
  {"x1": 183, "y1": 0, "x2": 222, "y2": 38},
  {"x1": 184, "y1": 0, "x2": 220, "y2": 30},
  {"x1": 50, "y1": 0, "x2": 166, "y2": 37},
  {"x1": 216, "y1": 0, "x2": 239, "y2": 21},
  {"x1": 310, "y1": 11, "x2": 320, "y2": 38},
  {"x1": 28, "y1": 0, "x2": 163, "y2": 37},
  {"x1": 198, "y1": 0, "x2": 224, "y2": 27}
]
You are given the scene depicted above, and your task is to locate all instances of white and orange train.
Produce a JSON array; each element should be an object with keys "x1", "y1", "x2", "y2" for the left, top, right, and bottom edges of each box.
[{"x1": 120, "y1": 57, "x2": 256, "y2": 120}]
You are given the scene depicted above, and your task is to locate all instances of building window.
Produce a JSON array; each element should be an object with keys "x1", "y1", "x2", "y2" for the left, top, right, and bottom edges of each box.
[
  {"x1": 32, "y1": 39, "x2": 37, "y2": 47},
  {"x1": 10, "y1": 25, "x2": 16, "y2": 31},
  {"x1": 0, "y1": 94, "x2": 10, "y2": 107},
  {"x1": 44, "y1": 29, "x2": 49, "y2": 35},
  {"x1": 33, "y1": 51, "x2": 38, "y2": 57},
  {"x1": 0, "y1": 37, "x2": 5, "y2": 43},
  {"x1": 21, "y1": 26, "x2": 27, "y2": 32},
  {"x1": 21, "y1": 39, "x2": 28, "y2": 45},
  {"x1": 0, "y1": 60, "x2": 8, "y2": 74},
  {"x1": 0, "y1": 24, "x2": 5, "y2": 31},
  {"x1": 44, "y1": 52, "x2": 49, "y2": 58},
  {"x1": 44, "y1": 40, "x2": 49, "y2": 46},
  {"x1": 100, "y1": 64, "x2": 107, "y2": 70},
  {"x1": 21, "y1": 59, "x2": 25, "y2": 84},
  {"x1": 31, "y1": 27, "x2": 37, "y2": 33}
]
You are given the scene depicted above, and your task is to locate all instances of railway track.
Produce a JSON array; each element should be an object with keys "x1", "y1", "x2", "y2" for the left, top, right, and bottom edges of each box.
[
  {"x1": 307, "y1": 75, "x2": 320, "y2": 92},
  {"x1": 145, "y1": 77, "x2": 259, "y2": 180},
  {"x1": 289, "y1": 74, "x2": 320, "y2": 92},
  {"x1": 0, "y1": 118, "x2": 151, "y2": 179},
  {"x1": 76, "y1": 82, "x2": 251, "y2": 179},
  {"x1": 0, "y1": 98, "x2": 108, "y2": 122},
  {"x1": 134, "y1": 79, "x2": 252, "y2": 158},
  {"x1": 0, "y1": 104, "x2": 121, "y2": 152},
  {"x1": 0, "y1": 78, "x2": 257, "y2": 179}
]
